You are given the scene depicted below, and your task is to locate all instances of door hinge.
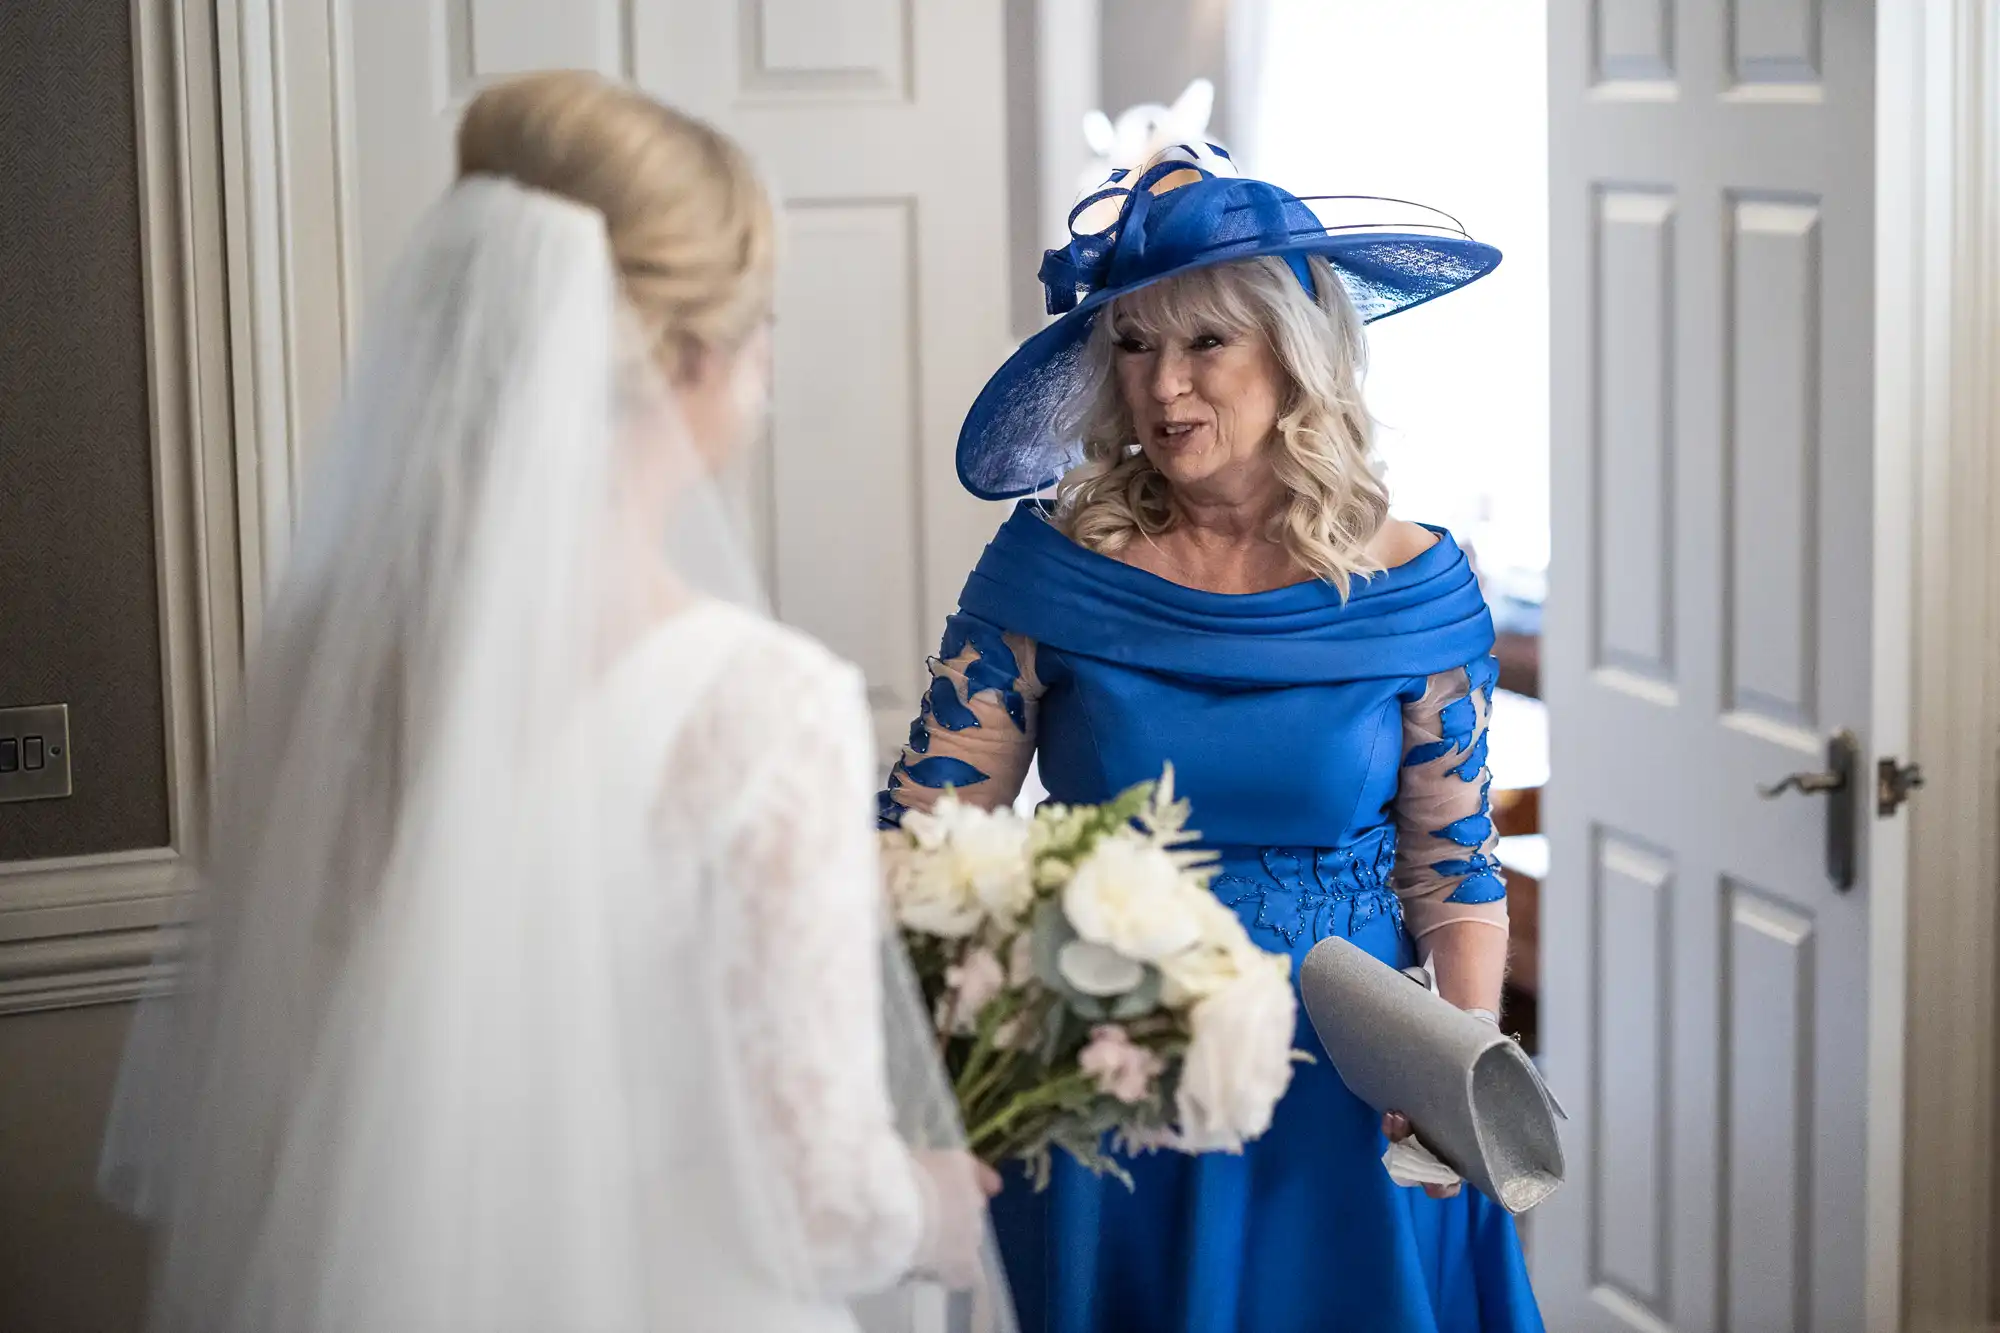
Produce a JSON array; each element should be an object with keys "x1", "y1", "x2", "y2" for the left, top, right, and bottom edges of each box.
[{"x1": 1876, "y1": 758, "x2": 1925, "y2": 816}]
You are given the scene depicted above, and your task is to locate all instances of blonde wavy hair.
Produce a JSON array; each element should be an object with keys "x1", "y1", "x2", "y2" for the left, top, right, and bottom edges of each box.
[
  {"x1": 1053, "y1": 254, "x2": 1389, "y2": 594},
  {"x1": 456, "y1": 71, "x2": 775, "y2": 361}
]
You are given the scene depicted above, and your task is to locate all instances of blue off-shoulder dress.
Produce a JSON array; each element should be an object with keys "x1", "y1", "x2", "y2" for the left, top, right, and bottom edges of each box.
[{"x1": 881, "y1": 506, "x2": 1543, "y2": 1333}]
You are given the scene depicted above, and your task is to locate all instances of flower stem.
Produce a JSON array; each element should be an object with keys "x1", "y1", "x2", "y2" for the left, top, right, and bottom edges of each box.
[
  {"x1": 958, "y1": 1049, "x2": 1022, "y2": 1124},
  {"x1": 967, "y1": 1073, "x2": 1097, "y2": 1155},
  {"x1": 952, "y1": 991, "x2": 1024, "y2": 1099}
]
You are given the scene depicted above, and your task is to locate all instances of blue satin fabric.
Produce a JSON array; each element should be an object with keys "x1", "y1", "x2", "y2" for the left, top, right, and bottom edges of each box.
[{"x1": 962, "y1": 506, "x2": 1543, "y2": 1332}]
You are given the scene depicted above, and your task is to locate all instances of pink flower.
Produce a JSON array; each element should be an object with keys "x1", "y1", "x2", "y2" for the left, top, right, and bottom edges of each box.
[
  {"x1": 1078, "y1": 1024, "x2": 1165, "y2": 1104},
  {"x1": 1007, "y1": 932, "x2": 1036, "y2": 987},
  {"x1": 943, "y1": 948, "x2": 1007, "y2": 1033}
]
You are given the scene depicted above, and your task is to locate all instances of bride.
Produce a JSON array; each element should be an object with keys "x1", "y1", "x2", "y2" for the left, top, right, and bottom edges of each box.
[{"x1": 99, "y1": 71, "x2": 1006, "y2": 1332}]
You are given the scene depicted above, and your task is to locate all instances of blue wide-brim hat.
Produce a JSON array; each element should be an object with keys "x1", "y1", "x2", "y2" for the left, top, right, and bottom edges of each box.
[{"x1": 958, "y1": 145, "x2": 1503, "y2": 501}]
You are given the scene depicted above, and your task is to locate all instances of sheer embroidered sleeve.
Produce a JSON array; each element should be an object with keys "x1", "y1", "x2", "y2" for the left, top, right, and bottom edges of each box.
[
  {"x1": 879, "y1": 611, "x2": 1044, "y2": 825},
  {"x1": 1391, "y1": 654, "x2": 1511, "y2": 941},
  {"x1": 665, "y1": 631, "x2": 927, "y2": 1296}
]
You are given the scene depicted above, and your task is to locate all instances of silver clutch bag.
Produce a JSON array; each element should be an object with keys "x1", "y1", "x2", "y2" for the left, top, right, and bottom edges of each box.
[{"x1": 1298, "y1": 934, "x2": 1566, "y2": 1214}]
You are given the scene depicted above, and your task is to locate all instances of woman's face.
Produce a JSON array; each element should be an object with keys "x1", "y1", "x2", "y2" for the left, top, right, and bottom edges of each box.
[
  {"x1": 674, "y1": 321, "x2": 773, "y2": 473},
  {"x1": 1111, "y1": 308, "x2": 1286, "y2": 498}
]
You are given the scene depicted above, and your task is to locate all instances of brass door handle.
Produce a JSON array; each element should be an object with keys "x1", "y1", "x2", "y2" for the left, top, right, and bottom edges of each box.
[
  {"x1": 1757, "y1": 770, "x2": 1845, "y2": 799},
  {"x1": 1757, "y1": 730, "x2": 1858, "y2": 891}
]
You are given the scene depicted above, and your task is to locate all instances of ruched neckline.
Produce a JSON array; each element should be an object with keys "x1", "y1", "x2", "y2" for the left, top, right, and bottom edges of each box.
[{"x1": 956, "y1": 505, "x2": 1494, "y2": 685}]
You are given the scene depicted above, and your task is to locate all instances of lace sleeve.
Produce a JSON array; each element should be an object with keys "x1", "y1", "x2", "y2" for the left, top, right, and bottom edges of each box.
[
  {"x1": 670, "y1": 642, "x2": 928, "y2": 1297},
  {"x1": 880, "y1": 612, "x2": 1043, "y2": 826},
  {"x1": 1390, "y1": 655, "x2": 1510, "y2": 940}
]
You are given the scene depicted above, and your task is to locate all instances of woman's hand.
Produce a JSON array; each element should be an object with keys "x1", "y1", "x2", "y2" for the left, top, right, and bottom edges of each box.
[
  {"x1": 1381, "y1": 1112, "x2": 1462, "y2": 1199},
  {"x1": 910, "y1": 1149, "x2": 1003, "y2": 1287}
]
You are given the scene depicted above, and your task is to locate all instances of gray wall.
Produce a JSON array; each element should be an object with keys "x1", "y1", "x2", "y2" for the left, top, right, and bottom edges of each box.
[
  {"x1": 1100, "y1": 0, "x2": 1233, "y2": 143},
  {"x1": 0, "y1": 0, "x2": 171, "y2": 865},
  {"x1": 1, "y1": 1, "x2": 172, "y2": 1327}
]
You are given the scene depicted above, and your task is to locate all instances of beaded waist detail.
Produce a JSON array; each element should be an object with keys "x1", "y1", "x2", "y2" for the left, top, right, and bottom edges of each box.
[{"x1": 1208, "y1": 830, "x2": 1402, "y2": 948}]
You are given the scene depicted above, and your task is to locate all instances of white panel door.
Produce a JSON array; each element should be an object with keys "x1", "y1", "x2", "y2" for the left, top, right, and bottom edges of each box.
[
  {"x1": 340, "y1": 0, "x2": 1013, "y2": 753},
  {"x1": 1539, "y1": 3, "x2": 1876, "y2": 1331}
]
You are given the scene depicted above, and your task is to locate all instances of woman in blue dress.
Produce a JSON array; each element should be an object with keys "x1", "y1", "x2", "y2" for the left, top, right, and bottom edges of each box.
[{"x1": 881, "y1": 144, "x2": 1544, "y2": 1332}]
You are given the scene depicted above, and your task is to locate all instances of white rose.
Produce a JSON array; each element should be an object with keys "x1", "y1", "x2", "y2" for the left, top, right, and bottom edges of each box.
[
  {"x1": 898, "y1": 805, "x2": 952, "y2": 854},
  {"x1": 954, "y1": 813, "x2": 1037, "y2": 924},
  {"x1": 890, "y1": 797, "x2": 1034, "y2": 935},
  {"x1": 1063, "y1": 833, "x2": 1204, "y2": 963},
  {"x1": 1158, "y1": 890, "x2": 1262, "y2": 1007},
  {"x1": 1190, "y1": 883, "x2": 1254, "y2": 950},
  {"x1": 1174, "y1": 954, "x2": 1298, "y2": 1152},
  {"x1": 891, "y1": 854, "x2": 984, "y2": 938},
  {"x1": 1159, "y1": 943, "x2": 1241, "y2": 1009},
  {"x1": 903, "y1": 797, "x2": 1035, "y2": 925}
]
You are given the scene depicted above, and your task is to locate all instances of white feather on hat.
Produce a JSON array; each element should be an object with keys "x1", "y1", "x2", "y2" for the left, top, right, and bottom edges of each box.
[
  {"x1": 1075, "y1": 78, "x2": 1230, "y2": 200},
  {"x1": 1071, "y1": 79, "x2": 1235, "y2": 235}
]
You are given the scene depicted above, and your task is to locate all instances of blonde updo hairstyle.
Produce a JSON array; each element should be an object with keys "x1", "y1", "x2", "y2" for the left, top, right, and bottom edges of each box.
[
  {"x1": 456, "y1": 71, "x2": 775, "y2": 368},
  {"x1": 1054, "y1": 254, "x2": 1390, "y2": 595}
]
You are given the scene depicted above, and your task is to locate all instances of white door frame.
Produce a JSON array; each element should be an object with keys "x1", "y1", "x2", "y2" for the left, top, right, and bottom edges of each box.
[
  {"x1": 211, "y1": 0, "x2": 356, "y2": 605},
  {"x1": 1875, "y1": 1, "x2": 2000, "y2": 1327},
  {"x1": 183, "y1": 1, "x2": 2000, "y2": 1325}
]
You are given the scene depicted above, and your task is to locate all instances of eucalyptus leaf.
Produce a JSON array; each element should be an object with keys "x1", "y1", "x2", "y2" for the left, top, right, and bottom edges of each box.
[
  {"x1": 1107, "y1": 968, "x2": 1163, "y2": 1020},
  {"x1": 1029, "y1": 899, "x2": 1078, "y2": 991},
  {"x1": 1036, "y1": 996, "x2": 1070, "y2": 1065},
  {"x1": 1057, "y1": 940, "x2": 1146, "y2": 996},
  {"x1": 1031, "y1": 898, "x2": 1166, "y2": 1021}
]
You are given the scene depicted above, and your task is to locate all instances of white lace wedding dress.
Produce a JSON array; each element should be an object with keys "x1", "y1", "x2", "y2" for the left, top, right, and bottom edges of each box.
[
  {"x1": 585, "y1": 598, "x2": 931, "y2": 1330},
  {"x1": 97, "y1": 175, "x2": 1006, "y2": 1333}
]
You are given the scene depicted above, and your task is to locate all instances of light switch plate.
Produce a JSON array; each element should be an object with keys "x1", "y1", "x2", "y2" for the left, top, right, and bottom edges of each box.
[{"x1": 0, "y1": 704, "x2": 72, "y2": 804}]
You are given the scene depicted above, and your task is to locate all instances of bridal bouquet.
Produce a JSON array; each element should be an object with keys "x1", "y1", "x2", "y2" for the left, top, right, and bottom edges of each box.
[{"x1": 882, "y1": 770, "x2": 1300, "y2": 1187}]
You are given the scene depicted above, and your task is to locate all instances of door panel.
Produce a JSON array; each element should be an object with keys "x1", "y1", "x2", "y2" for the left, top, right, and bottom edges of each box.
[
  {"x1": 1723, "y1": 882, "x2": 1816, "y2": 1332},
  {"x1": 1541, "y1": 2, "x2": 1874, "y2": 1329},
  {"x1": 766, "y1": 200, "x2": 925, "y2": 699},
  {"x1": 1727, "y1": 197, "x2": 1821, "y2": 733},
  {"x1": 1593, "y1": 188, "x2": 1678, "y2": 688},
  {"x1": 1592, "y1": 831, "x2": 1673, "y2": 1313},
  {"x1": 639, "y1": 0, "x2": 1013, "y2": 754}
]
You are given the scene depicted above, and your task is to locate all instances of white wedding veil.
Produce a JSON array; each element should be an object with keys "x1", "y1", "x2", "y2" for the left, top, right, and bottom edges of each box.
[{"x1": 100, "y1": 175, "x2": 1012, "y2": 1333}]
